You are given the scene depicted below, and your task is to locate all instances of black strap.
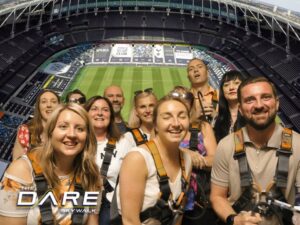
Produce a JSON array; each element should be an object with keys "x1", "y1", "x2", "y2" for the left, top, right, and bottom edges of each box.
[
  {"x1": 71, "y1": 181, "x2": 85, "y2": 225},
  {"x1": 233, "y1": 130, "x2": 252, "y2": 187},
  {"x1": 189, "y1": 123, "x2": 199, "y2": 151},
  {"x1": 233, "y1": 128, "x2": 293, "y2": 214},
  {"x1": 100, "y1": 138, "x2": 116, "y2": 193},
  {"x1": 275, "y1": 128, "x2": 293, "y2": 188},
  {"x1": 35, "y1": 175, "x2": 54, "y2": 225}
]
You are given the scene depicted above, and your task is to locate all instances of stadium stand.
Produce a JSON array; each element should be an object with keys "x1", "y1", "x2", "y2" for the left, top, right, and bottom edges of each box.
[{"x1": 0, "y1": 0, "x2": 299, "y2": 161}]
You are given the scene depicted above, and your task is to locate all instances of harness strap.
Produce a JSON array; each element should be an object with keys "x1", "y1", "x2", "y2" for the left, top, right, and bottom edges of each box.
[
  {"x1": 212, "y1": 89, "x2": 218, "y2": 110},
  {"x1": 234, "y1": 129, "x2": 252, "y2": 187},
  {"x1": 145, "y1": 140, "x2": 188, "y2": 219},
  {"x1": 276, "y1": 128, "x2": 293, "y2": 188},
  {"x1": 100, "y1": 138, "x2": 117, "y2": 193},
  {"x1": 110, "y1": 140, "x2": 188, "y2": 225},
  {"x1": 189, "y1": 123, "x2": 199, "y2": 151},
  {"x1": 130, "y1": 128, "x2": 147, "y2": 146},
  {"x1": 146, "y1": 141, "x2": 171, "y2": 201},
  {"x1": 232, "y1": 127, "x2": 293, "y2": 216},
  {"x1": 72, "y1": 178, "x2": 84, "y2": 225},
  {"x1": 27, "y1": 151, "x2": 84, "y2": 225}
]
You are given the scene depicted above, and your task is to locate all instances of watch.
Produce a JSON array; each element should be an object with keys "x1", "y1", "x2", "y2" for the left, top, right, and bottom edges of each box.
[{"x1": 226, "y1": 214, "x2": 237, "y2": 225}]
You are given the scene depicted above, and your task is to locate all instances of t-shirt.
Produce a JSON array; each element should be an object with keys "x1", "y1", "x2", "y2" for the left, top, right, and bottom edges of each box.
[{"x1": 96, "y1": 136, "x2": 132, "y2": 202}]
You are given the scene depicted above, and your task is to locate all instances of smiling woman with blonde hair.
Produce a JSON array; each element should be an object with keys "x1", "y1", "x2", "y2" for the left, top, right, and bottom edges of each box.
[
  {"x1": 0, "y1": 103, "x2": 102, "y2": 225},
  {"x1": 111, "y1": 96, "x2": 192, "y2": 225}
]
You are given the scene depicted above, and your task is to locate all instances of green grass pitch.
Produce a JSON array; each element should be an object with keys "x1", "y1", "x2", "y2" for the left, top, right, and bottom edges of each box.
[{"x1": 64, "y1": 65, "x2": 190, "y2": 120}]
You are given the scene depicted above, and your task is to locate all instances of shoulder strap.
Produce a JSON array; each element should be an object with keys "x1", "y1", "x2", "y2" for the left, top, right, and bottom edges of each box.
[
  {"x1": 233, "y1": 129, "x2": 252, "y2": 187},
  {"x1": 72, "y1": 175, "x2": 84, "y2": 225},
  {"x1": 145, "y1": 140, "x2": 188, "y2": 201},
  {"x1": 28, "y1": 151, "x2": 85, "y2": 225},
  {"x1": 130, "y1": 128, "x2": 147, "y2": 146},
  {"x1": 27, "y1": 151, "x2": 54, "y2": 225},
  {"x1": 275, "y1": 127, "x2": 293, "y2": 188},
  {"x1": 146, "y1": 140, "x2": 171, "y2": 201},
  {"x1": 212, "y1": 89, "x2": 218, "y2": 110},
  {"x1": 189, "y1": 122, "x2": 199, "y2": 151},
  {"x1": 101, "y1": 138, "x2": 117, "y2": 193}
]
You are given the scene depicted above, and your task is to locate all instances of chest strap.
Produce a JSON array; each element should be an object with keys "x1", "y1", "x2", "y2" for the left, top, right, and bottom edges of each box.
[
  {"x1": 276, "y1": 127, "x2": 293, "y2": 188},
  {"x1": 232, "y1": 128, "x2": 293, "y2": 213},
  {"x1": 27, "y1": 151, "x2": 84, "y2": 225},
  {"x1": 212, "y1": 89, "x2": 218, "y2": 111},
  {"x1": 100, "y1": 138, "x2": 117, "y2": 193},
  {"x1": 189, "y1": 122, "x2": 199, "y2": 151},
  {"x1": 145, "y1": 141, "x2": 188, "y2": 218},
  {"x1": 130, "y1": 128, "x2": 148, "y2": 146}
]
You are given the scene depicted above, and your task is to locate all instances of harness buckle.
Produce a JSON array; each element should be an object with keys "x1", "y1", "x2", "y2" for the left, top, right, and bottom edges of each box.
[
  {"x1": 276, "y1": 148, "x2": 292, "y2": 156},
  {"x1": 168, "y1": 200, "x2": 184, "y2": 215}
]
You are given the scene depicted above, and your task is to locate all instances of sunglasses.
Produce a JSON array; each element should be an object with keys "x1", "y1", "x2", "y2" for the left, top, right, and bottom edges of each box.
[
  {"x1": 134, "y1": 88, "x2": 153, "y2": 96},
  {"x1": 169, "y1": 91, "x2": 194, "y2": 101},
  {"x1": 68, "y1": 97, "x2": 86, "y2": 104}
]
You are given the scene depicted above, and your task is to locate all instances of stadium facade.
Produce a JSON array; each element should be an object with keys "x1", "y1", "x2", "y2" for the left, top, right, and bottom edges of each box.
[{"x1": 0, "y1": 0, "x2": 300, "y2": 161}]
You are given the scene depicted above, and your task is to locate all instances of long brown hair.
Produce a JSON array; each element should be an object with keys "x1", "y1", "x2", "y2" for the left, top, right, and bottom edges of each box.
[
  {"x1": 85, "y1": 96, "x2": 121, "y2": 141},
  {"x1": 27, "y1": 89, "x2": 60, "y2": 147},
  {"x1": 35, "y1": 103, "x2": 101, "y2": 191}
]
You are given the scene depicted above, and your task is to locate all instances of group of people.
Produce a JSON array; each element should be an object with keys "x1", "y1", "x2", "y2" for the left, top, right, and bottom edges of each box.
[{"x1": 0, "y1": 57, "x2": 299, "y2": 225}]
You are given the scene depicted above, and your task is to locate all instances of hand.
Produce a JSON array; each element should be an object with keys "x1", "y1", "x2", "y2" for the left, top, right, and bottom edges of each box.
[
  {"x1": 200, "y1": 101, "x2": 214, "y2": 117},
  {"x1": 293, "y1": 212, "x2": 300, "y2": 225},
  {"x1": 189, "y1": 151, "x2": 206, "y2": 169},
  {"x1": 234, "y1": 211, "x2": 262, "y2": 225}
]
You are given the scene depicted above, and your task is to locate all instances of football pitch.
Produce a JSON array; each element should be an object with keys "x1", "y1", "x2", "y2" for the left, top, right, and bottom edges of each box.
[{"x1": 65, "y1": 65, "x2": 190, "y2": 120}]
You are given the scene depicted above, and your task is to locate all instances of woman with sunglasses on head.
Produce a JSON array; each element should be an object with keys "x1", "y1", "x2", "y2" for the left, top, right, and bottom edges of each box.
[
  {"x1": 0, "y1": 104, "x2": 101, "y2": 224},
  {"x1": 111, "y1": 95, "x2": 192, "y2": 225},
  {"x1": 125, "y1": 88, "x2": 158, "y2": 147},
  {"x1": 213, "y1": 70, "x2": 246, "y2": 143},
  {"x1": 12, "y1": 89, "x2": 60, "y2": 160},
  {"x1": 84, "y1": 96, "x2": 132, "y2": 225},
  {"x1": 169, "y1": 86, "x2": 218, "y2": 225}
]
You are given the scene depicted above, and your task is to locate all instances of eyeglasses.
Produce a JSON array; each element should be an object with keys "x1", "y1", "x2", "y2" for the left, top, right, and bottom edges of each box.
[
  {"x1": 134, "y1": 88, "x2": 153, "y2": 96},
  {"x1": 68, "y1": 97, "x2": 86, "y2": 104},
  {"x1": 169, "y1": 91, "x2": 194, "y2": 101}
]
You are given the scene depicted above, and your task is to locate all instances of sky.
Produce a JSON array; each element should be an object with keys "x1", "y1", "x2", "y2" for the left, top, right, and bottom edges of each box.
[{"x1": 253, "y1": 0, "x2": 300, "y2": 12}]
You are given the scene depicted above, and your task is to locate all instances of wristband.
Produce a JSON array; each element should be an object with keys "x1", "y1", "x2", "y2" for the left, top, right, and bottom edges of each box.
[{"x1": 226, "y1": 214, "x2": 237, "y2": 225}]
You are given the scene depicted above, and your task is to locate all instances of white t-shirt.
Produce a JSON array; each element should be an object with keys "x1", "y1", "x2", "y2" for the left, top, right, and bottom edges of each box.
[
  {"x1": 115, "y1": 146, "x2": 192, "y2": 224},
  {"x1": 96, "y1": 136, "x2": 133, "y2": 202},
  {"x1": 124, "y1": 128, "x2": 151, "y2": 148}
]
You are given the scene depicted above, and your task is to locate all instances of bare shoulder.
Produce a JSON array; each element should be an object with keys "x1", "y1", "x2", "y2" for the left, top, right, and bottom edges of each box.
[{"x1": 6, "y1": 157, "x2": 33, "y2": 183}]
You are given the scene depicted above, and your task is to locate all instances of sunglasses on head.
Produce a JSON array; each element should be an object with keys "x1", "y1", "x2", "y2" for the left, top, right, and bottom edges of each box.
[
  {"x1": 68, "y1": 97, "x2": 86, "y2": 104},
  {"x1": 134, "y1": 88, "x2": 153, "y2": 96},
  {"x1": 169, "y1": 91, "x2": 194, "y2": 101}
]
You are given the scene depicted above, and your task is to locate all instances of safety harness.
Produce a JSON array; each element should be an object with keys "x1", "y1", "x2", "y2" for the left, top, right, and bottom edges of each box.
[
  {"x1": 129, "y1": 128, "x2": 148, "y2": 146},
  {"x1": 232, "y1": 128, "x2": 293, "y2": 222},
  {"x1": 27, "y1": 151, "x2": 84, "y2": 225},
  {"x1": 184, "y1": 122, "x2": 210, "y2": 219},
  {"x1": 189, "y1": 122, "x2": 200, "y2": 151},
  {"x1": 110, "y1": 140, "x2": 189, "y2": 225},
  {"x1": 100, "y1": 138, "x2": 117, "y2": 193},
  {"x1": 212, "y1": 89, "x2": 218, "y2": 111}
]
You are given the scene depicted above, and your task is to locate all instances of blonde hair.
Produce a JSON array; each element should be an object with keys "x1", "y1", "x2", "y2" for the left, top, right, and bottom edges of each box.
[
  {"x1": 34, "y1": 103, "x2": 101, "y2": 192},
  {"x1": 128, "y1": 91, "x2": 157, "y2": 128}
]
